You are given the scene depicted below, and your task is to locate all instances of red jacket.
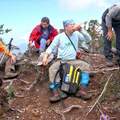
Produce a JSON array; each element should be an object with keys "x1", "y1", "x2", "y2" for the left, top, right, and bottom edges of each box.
[{"x1": 29, "y1": 24, "x2": 58, "y2": 48}]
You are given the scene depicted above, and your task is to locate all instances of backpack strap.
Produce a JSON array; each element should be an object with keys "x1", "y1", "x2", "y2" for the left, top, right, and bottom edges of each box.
[
  {"x1": 65, "y1": 32, "x2": 77, "y2": 52},
  {"x1": 75, "y1": 68, "x2": 81, "y2": 85},
  {"x1": 72, "y1": 67, "x2": 80, "y2": 83}
]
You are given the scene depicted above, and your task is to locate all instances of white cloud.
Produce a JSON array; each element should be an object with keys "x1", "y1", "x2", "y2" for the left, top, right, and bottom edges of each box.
[
  {"x1": 59, "y1": 0, "x2": 91, "y2": 10},
  {"x1": 58, "y1": 0, "x2": 116, "y2": 11},
  {"x1": 2, "y1": 31, "x2": 29, "y2": 46}
]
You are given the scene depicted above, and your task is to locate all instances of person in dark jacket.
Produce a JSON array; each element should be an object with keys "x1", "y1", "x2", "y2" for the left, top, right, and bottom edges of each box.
[
  {"x1": 29, "y1": 17, "x2": 58, "y2": 53},
  {"x1": 102, "y1": 4, "x2": 120, "y2": 66}
]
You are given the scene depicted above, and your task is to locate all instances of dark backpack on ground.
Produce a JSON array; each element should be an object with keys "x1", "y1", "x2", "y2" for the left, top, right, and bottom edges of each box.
[{"x1": 54, "y1": 62, "x2": 81, "y2": 94}]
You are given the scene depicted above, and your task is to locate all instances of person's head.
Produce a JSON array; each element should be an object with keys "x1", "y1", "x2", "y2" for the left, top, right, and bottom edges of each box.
[
  {"x1": 63, "y1": 19, "x2": 75, "y2": 34},
  {"x1": 41, "y1": 17, "x2": 50, "y2": 28}
]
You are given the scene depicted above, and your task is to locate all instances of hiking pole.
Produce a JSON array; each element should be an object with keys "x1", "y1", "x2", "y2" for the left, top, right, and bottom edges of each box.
[{"x1": 8, "y1": 38, "x2": 13, "y2": 51}]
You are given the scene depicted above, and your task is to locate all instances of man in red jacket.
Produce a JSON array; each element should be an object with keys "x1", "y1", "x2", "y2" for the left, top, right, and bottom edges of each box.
[{"x1": 29, "y1": 17, "x2": 58, "y2": 53}]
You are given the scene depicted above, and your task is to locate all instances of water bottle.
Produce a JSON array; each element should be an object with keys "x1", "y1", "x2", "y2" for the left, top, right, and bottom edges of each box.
[
  {"x1": 80, "y1": 72, "x2": 90, "y2": 87},
  {"x1": 65, "y1": 74, "x2": 69, "y2": 83},
  {"x1": 61, "y1": 74, "x2": 70, "y2": 92}
]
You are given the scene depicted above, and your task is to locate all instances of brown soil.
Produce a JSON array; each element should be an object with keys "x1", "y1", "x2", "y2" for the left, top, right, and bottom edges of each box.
[{"x1": 0, "y1": 53, "x2": 120, "y2": 120}]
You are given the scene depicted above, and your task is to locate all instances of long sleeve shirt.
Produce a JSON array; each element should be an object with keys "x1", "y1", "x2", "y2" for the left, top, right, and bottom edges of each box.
[
  {"x1": 78, "y1": 29, "x2": 92, "y2": 49},
  {"x1": 29, "y1": 24, "x2": 58, "y2": 48},
  {"x1": 46, "y1": 29, "x2": 91, "y2": 60},
  {"x1": 105, "y1": 4, "x2": 120, "y2": 27},
  {"x1": 0, "y1": 41, "x2": 12, "y2": 57}
]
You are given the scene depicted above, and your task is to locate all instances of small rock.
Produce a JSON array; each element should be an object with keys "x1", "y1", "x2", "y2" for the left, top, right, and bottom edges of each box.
[
  {"x1": 16, "y1": 116, "x2": 19, "y2": 119},
  {"x1": 32, "y1": 109, "x2": 40, "y2": 117}
]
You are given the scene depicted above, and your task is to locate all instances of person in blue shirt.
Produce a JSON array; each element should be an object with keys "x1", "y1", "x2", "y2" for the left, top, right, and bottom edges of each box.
[{"x1": 42, "y1": 19, "x2": 92, "y2": 102}]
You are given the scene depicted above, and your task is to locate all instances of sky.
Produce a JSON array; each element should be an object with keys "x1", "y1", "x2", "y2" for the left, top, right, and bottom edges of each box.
[{"x1": 0, "y1": 0, "x2": 120, "y2": 52}]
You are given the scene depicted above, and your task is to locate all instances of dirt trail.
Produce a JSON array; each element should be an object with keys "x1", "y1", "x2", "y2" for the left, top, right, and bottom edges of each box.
[{"x1": 1, "y1": 53, "x2": 120, "y2": 120}]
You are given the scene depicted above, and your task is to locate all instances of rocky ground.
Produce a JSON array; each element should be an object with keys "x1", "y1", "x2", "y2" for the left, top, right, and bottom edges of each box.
[{"x1": 0, "y1": 52, "x2": 120, "y2": 120}]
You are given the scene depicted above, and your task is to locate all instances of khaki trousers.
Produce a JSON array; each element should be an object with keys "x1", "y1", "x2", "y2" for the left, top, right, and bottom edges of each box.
[{"x1": 49, "y1": 60, "x2": 91, "y2": 83}]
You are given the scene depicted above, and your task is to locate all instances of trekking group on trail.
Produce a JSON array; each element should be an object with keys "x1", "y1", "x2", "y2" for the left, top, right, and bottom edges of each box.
[{"x1": 0, "y1": 3, "x2": 120, "y2": 108}]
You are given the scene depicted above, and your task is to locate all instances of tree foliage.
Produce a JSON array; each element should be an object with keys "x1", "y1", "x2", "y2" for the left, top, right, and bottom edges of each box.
[
  {"x1": 0, "y1": 24, "x2": 12, "y2": 44},
  {"x1": 83, "y1": 20, "x2": 103, "y2": 53},
  {"x1": 0, "y1": 24, "x2": 12, "y2": 35}
]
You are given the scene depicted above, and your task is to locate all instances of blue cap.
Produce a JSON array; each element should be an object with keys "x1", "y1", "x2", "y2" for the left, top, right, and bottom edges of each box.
[{"x1": 63, "y1": 19, "x2": 75, "y2": 27}]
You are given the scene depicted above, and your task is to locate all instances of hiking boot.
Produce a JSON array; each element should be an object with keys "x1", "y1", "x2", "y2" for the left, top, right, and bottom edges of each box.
[
  {"x1": 114, "y1": 56, "x2": 120, "y2": 66},
  {"x1": 49, "y1": 90, "x2": 61, "y2": 103},
  {"x1": 49, "y1": 90, "x2": 68, "y2": 103},
  {"x1": 4, "y1": 72, "x2": 18, "y2": 79},
  {"x1": 106, "y1": 59, "x2": 114, "y2": 67},
  {"x1": 75, "y1": 86, "x2": 92, "y2": 100}
]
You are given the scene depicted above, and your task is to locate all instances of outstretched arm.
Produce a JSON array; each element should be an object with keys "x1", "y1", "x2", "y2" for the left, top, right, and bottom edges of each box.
[
  {"x1": 0, "y1": 41, "x2": 16, "y2": 63},
  {"x1": 80, "y1": 29, "x2": 92, "y2": 42},
  {"x1": 42, "y1": 35, "x2": 60, "y2": 65},
  {"x1": 105, "y1": 5, "x2": 120, "y2": 40}
]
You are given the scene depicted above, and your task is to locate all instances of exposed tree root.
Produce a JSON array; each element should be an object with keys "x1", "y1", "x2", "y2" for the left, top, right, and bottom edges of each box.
[{"x1": 81, "y1": 73, "x2": 113, "y2": 120}]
